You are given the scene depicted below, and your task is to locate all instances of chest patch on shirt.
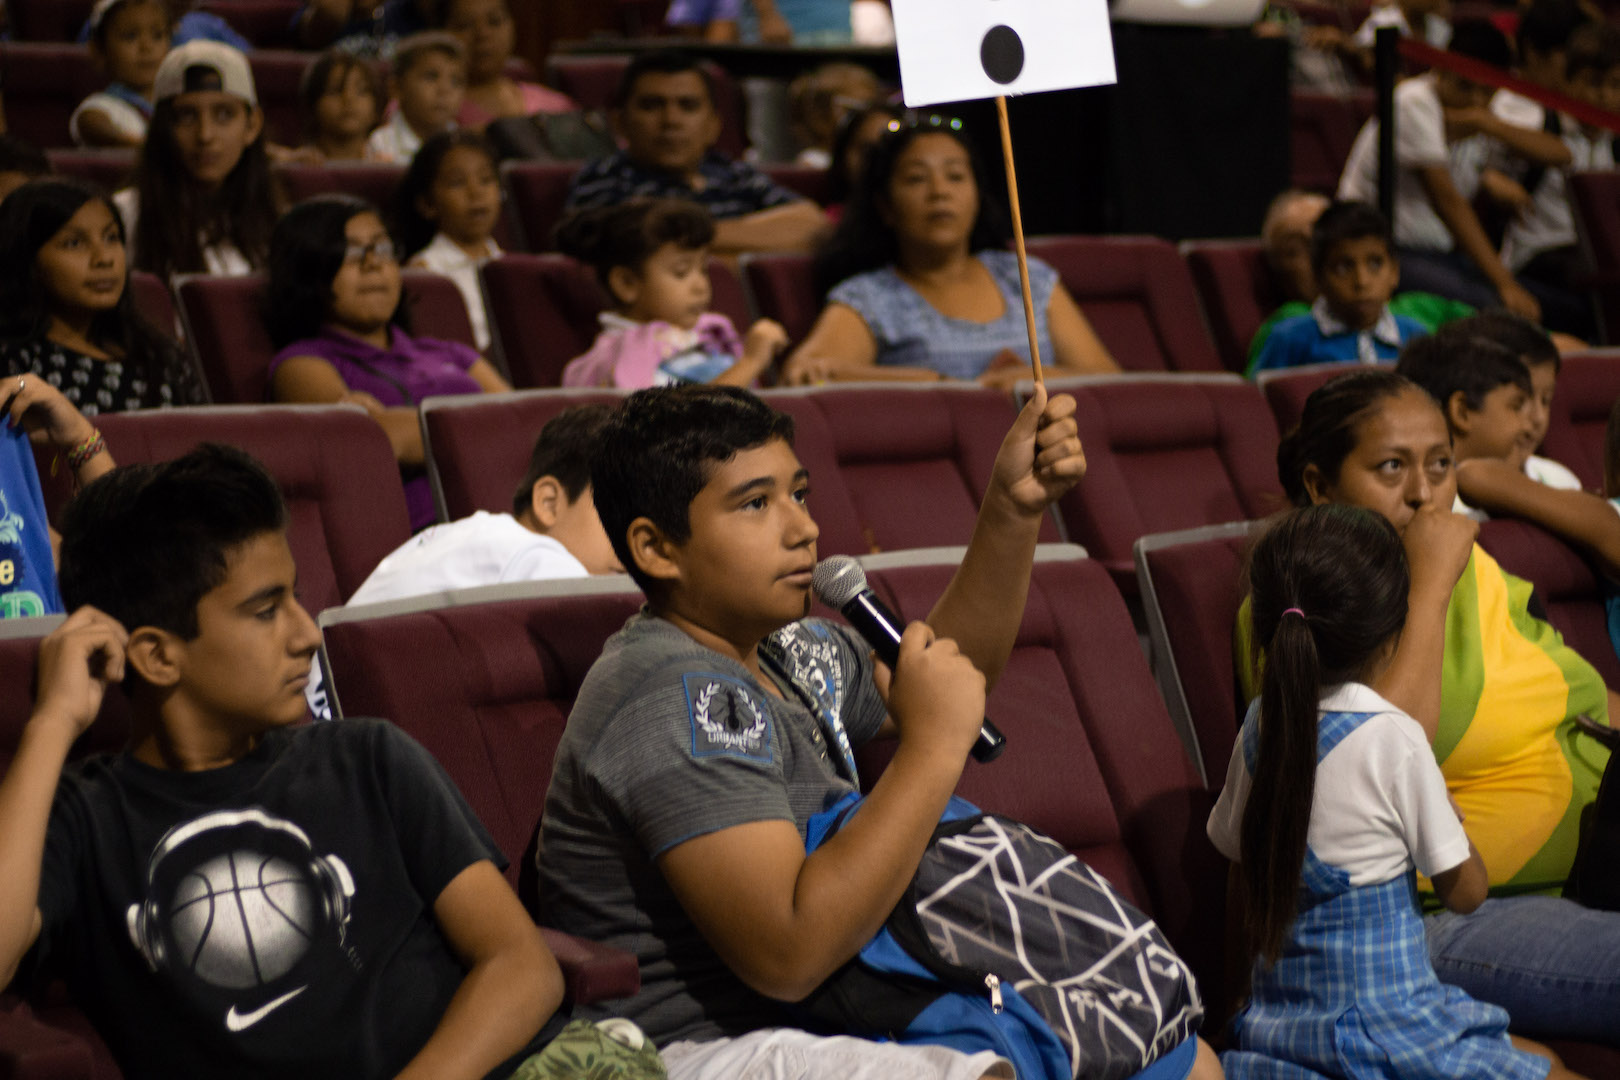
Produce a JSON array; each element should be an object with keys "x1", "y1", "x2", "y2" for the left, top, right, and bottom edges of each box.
[{"x1": 683, "y1": 672, "x2": 773, "y2": 763}]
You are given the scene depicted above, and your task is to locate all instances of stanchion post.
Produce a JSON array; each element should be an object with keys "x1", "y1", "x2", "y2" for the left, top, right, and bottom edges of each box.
[{"x1": 1375, "y1": 26, "x2": 1398, "y2": 229}]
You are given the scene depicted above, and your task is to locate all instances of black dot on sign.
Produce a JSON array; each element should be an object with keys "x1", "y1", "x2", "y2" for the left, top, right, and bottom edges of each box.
[{"x1": 980, "y1": 25, "x2": 1024, "y2": 84}]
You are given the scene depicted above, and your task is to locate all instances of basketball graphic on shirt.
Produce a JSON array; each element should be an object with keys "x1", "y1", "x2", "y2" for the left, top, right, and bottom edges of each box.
[
  {"x1": 169, "y1": 852, "x2": 319, "y2": 988},
  {"x1": 127, "y1": 807, "x2": 356, "y2": 1028}
]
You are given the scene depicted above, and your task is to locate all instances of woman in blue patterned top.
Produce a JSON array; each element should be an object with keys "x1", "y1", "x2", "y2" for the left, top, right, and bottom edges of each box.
[{"x1": 784, "y1": 116, "x2": 1115, "y2": 387}]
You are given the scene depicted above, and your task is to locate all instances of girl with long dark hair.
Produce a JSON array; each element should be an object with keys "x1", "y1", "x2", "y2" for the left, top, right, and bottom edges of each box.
[
  {"x1": 0, "y1": 178, "x2": 201, "y2": 414},
  {"x1": 1212, "y1": 503, "x2": 1581, "y2": 1079}
]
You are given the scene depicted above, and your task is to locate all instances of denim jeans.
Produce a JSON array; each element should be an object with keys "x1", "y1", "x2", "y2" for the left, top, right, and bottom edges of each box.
[{"x1": 1426, "y1": 895, "x2": 1620, "y2": 1044}]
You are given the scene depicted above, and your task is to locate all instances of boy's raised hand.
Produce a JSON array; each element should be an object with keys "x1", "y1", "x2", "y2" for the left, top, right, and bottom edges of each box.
[
  {"x1": 31, "y1": 607, "x2": 128, "y2": 739},
  {"x1": 988, "y1": 385, "x2": 1086, "y2": 518}
]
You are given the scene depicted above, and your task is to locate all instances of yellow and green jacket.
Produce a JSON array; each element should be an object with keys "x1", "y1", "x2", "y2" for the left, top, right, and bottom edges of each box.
[{"x1": 1236, "y1": 544, "x2": 1611, "y2": 896}]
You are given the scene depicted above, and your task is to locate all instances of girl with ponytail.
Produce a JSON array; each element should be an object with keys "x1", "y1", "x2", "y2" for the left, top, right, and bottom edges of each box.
[{"x1": 1210, "y1": 503, "x2": 1583, "y2": 1080}]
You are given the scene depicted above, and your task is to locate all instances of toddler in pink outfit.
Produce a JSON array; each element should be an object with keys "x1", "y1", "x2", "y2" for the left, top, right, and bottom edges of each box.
[{"x1": 557, "y1": 198, "x2": 787, "y2": 388}]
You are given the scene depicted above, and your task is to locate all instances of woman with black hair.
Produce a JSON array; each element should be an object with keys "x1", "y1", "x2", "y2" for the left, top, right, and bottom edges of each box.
[
  {"x1": 0, "y1": 177, "x2": 202, "y2": 415},
  {"x1": 265, "y1": 195, "x2": 509, "y2": 530},
  {"x1": 784, "y1": 116, "x2": 1115, "y2": 386}
]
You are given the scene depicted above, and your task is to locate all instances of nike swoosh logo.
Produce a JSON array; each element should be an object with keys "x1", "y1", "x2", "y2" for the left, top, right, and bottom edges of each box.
[{"x1": 224, "y1": 985, "x2": 307, "y2": 1032}]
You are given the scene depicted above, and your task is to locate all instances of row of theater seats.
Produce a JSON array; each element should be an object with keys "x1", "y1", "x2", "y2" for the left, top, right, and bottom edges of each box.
[
  {"x1": 5, "y1": 538, "x2": 1618, "y2": 1075},
  {"x1": 5, "y1": 43, "x2": 753, "y2": 158},
  {"x1": 127, "y1": 223, "x2": 1301, "y2": 399},
  {"x1": 27, "y1": 363, "x2": 1620, "y2": 619}
]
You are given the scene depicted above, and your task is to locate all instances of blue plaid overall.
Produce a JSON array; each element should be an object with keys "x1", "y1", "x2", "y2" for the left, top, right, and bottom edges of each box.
[{"x1": 1222, "y1": 709, "x2": 1550, "y2": 1080}]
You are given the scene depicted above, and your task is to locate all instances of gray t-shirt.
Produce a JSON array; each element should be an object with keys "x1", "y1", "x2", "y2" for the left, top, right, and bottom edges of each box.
[{"x1": 534, "y1": 613, "x2": 887, "y2": 1046}]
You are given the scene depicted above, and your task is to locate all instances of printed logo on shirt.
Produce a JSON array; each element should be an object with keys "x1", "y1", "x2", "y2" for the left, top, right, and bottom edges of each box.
[
  {"x1": 0, "y1": 496, "x2": 46, "y2": 618},
  {"x1": 125, "y1": 808, "x2": 356, "y2": 1036},
  {"x1": 684, "y1": 672, "x2": 773, "y2": 764}
]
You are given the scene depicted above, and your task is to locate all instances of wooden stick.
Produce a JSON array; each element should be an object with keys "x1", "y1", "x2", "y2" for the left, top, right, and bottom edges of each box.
[{"x1": 995, "y1": 93, "x2": 1043, "y2": 388}]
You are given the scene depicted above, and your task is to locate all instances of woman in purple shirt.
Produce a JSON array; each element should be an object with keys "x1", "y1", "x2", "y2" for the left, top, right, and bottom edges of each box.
[{"x1": 267, "y1": 195, "x2": 510, "y2": 529}]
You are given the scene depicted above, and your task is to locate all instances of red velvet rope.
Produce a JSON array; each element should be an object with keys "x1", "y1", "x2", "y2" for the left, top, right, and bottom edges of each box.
[{"x1": 1398, "y1": 37, "x2": 1620, "y2": 136}]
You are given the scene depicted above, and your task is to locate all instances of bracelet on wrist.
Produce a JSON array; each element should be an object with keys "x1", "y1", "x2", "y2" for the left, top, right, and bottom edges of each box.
[{"x1": 66, "y1": 429, "x2": 106, "y2": 472}]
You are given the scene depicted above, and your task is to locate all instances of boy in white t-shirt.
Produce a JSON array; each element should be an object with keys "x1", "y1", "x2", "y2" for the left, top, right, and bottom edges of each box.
[
  {"x1": 346, "y1": 404, "x2": 623, "y2": 606},
  {"x1": 71, "y1": 0, "x2": 169, "y2": 148},
  {"x1": 1482, "y1": 0, "x2": 1599, "y2": 336},
  {"x1": 368, "y1": 33, "x2": 465, "y2": 164},
  {"x1": 1338, "y1": 20, "x2": 1556, "y2": 321}
]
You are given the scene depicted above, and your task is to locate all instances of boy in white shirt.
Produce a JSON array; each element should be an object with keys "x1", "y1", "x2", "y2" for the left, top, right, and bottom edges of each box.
[
  {"x1": 1338, "y1": 20, "x2": 1555, "y2": 321},
  {"x1": 368, "y1": 32, "x2": 465, "y2": 163},
  {"x1": 347, "y1": 404, "x2": 622, "y2": 606},
  {"x1": 1483, "y1": 0, "x2": 1599, "y2": 336}
]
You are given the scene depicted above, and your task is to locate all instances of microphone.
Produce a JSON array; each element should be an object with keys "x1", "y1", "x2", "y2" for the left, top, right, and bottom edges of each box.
[{"x1": 811, "y1": 556, "x2": 1007, "y2": 763}]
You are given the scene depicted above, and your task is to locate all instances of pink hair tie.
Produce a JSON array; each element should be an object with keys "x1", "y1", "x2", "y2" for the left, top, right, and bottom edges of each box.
[{"x1": 1283, "y1": 607, "x2": 1307, "y2": 619}]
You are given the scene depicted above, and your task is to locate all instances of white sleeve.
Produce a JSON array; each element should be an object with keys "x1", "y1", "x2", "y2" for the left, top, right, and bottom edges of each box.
[
  {"x1": 1491, "y1": 89, "x2": 1544, "y2": 129},
  {"x1": 1206, "y1": 731, "x2": 1253, "y2": 863},
  {"x1": 499, "y1": 540, "x2": 591, "y2": 583},
  {"x1": 1352, "y1": 6, "x2": 1404, "y2": 47},
  {"x1": 1395, "y1": 80, "x2": 1450, "y2": 169},
  {"x1": 1390, "y1": 737, "x2": 1472, "y2": 878}
]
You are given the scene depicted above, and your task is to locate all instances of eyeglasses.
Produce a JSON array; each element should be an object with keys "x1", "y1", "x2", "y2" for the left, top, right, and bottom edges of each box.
[
  {"x1": 343, "y1": 237, "x2": 397, "y2": 265},
  {"x1": 885, "y1": 112, "x2": 965, "y2": 134}
]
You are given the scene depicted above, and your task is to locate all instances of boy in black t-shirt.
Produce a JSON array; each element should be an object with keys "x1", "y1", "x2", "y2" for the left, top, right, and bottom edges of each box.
[
  {"x1": 535, "y1": 385, "x2": 1223, "y2": 1078},
  {"x1": 0, "y1": 444, "x2": 564, "y2": 1079}
]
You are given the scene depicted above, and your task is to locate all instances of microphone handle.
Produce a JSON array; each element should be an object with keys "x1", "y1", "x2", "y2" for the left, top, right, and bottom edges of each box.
[{"x1": 842, "y1": 593, "x2": 1007, "y2": 764}]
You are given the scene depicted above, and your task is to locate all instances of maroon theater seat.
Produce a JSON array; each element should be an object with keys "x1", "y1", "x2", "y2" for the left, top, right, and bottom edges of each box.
[
  {"x1": 7, "y1": 0, "x2": 94, "y2": 39},
  {"x1": 742, "y1": 252, "x2": 819, "y2": 345},
  {"x1": 481, "y1": 254, "x2": 750, "y2": 388},
  {"x1": 1025, "y1": 235, "x2": 1223, "y2": 372},
  {"x1": 45, "y1": 147, "x2": 136, "y2": 193},
  {"x1": 1290, "y1": 89, "x2": 1373, "y2": 194},
  {"x1": 418, "y1": 388, "x2": 870, "y2": 555},
  {"x1": 1040, "y1": 374, "x2": 1283, "y2": 590},
  {"x1": 1257, "y1": 361, "x2": 1361, "y2": 438},
  {"x1": 760, "y1": 163, "x2": 833, "y2": 206},
  {"x1": 276, "y1": 161, "x2": 406, "y2": 208},
  {"x1": 421, "y1": 389, "x2": 624, "y2": 522},
  {"x1": 319, "y1": 580, "x2": 646, "y2": 901},
  {"x1": 544, "y1": 54, "x2": 745, "y2": 159},
  {"x1": 0, "y1": 617, "x2": 129, "y2": 1080},
  {"x1": 176, "y1": 270, "x2": 476, "y2": 404},
  {"x1": 198, "y1": 0, "x2": 301, "y2": 48},
  {"x1": 1538, "y1": 350, "x2": 1620, "y2": 492},
  {"x1": 1181, "y1": 238, "x2": 1287, "y2": 373},
  {"x1": 1569, "y1": 170, "x2": 1620, "y2": 344},
  {"x1": 71, "y1": 406, "x2": 412, "y2": 613},
  {"x1": 760, "y1": 384, "x2": 1061, "y2": 553},
  {"x1": 1, "y1": 42, "x2": 102, "y2": 149},
  {"x1": 855, "y1": 549, "x2": 1228, "y2": 1005},
  {"x1": 248, "y1": 50, "x2": 315, "y2": 148},
  {"x1": 500, "y1": 161, "x2": 578, "y2": 251},
  {"x1": 128, "y1": 270, "x2": 179, "y2": 343},
  {"x1": 1134, "y1": 522, "x2": 1264, "y2": 785},
  {"x1": 1477, "y1": 518, "x2": 1620, "y2": 689}
]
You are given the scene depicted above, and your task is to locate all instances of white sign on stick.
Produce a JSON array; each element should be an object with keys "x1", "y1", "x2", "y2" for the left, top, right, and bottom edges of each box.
[{"x1": 889, "y1": 0, "x2": 1117, "y2": 108}]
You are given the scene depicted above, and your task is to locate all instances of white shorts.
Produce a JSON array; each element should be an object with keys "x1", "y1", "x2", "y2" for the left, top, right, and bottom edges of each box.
[{"x1": 661, "y1": 1028, "x2": 1015, "y2": 1080}]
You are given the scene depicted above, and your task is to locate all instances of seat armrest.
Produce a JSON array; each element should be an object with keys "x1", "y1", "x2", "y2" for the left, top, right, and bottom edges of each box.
[
  {"x1": 538, "y1": 927, "x2": 641, "y2": 1005},
  {"x1": 0, "y1": 1000, "x2": 96, "y2": 1080}
]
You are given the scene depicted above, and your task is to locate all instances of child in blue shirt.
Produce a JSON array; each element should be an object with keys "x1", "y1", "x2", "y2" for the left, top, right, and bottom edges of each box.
[{"x1": 1250, "y1": 201, "x2": 1428, "y2": 376}]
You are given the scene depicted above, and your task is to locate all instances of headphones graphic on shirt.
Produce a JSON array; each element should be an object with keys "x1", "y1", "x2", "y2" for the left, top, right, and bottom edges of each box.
[{"x1": 126, "y1": 808, "x2": 355, "y2": 991}]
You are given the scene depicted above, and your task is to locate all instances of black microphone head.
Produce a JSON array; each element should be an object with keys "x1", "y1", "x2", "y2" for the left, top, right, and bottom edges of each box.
[{"x1": 811, "y1": 556, "x2": 867, "y2": 609}]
